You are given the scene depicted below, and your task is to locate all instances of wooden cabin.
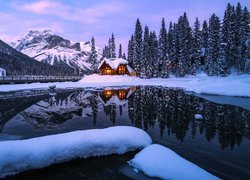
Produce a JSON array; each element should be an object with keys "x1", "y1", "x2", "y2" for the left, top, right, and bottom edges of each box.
[{"x1": 98, "y1": 58, "x2": 136, "y2": 76}]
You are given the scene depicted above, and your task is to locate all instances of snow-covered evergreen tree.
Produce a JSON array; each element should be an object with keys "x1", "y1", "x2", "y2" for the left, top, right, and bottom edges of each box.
[
  {"x1": 177, "y1": 13, "x2": 193, "y2": 76},
  {"x1": 133, "y1": 18, "x2": 143, "y2": 76},
  {"x1": 241, "y1": 7, "x2": 250, "y2": 73},
  {"x1": 110, "y1": 33, "x2": 116, "y2": 58},
  {"x1": 141, "y1": 26, "x2": 150, "y2": 78},
  {"x1": 207, "y1": 14, "x2": 221, "y2": 76},
  {"x1": 201, "y1": 20, "x2": 209, "y2": 64},
  {"x1": 168, "y1": 22, "x2": 175, "y2": 74},
  {"x1": 218, "y1": 43, "x2": 228, "y2": 76},
  {"x1": 221, "y1": 3, "x2": 235, "y2": 71},
  {"x1": 192, "y1": 17, "x2": 202, "y2": 73},
  {"x1": 158, "y1": 18, "x2": 169, "y2": 78},
  {"x1": 149, "y1": 31, "x2": 158, "y2": 78},
  {"x1": 128, "y1": 34, "x2": 134, "y2": 66},
  {"x1": 89, "y1": 37, "x2": 98, "y2": 73}
]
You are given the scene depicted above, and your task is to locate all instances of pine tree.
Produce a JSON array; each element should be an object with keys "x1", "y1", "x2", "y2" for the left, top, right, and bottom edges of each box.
[
  {"x1": 201, "y1": 20, "x2": 209, "y2": 65},
  {"x1": 177, "y1": 13, "x2": 193, "y2": 76},
  {"x1": 207, "y1": 14, "x2": 221, "y2": 76},
  {"x1": 141, "y1": 26, "x2": 150, "y2": 78},
  {"x1": 149, "y1": 31, "x2": 158, "y2": 78},
  {"x1": 172, "y1": 23, "x2": 180, "y2": 76},
  {"x1": 118, "y1": 44, "x2": 122, "y2": 58},
  {"x1": 89, "y1": 37, "x2": 98, "y2": 73},
  {"x1": 192, "y1": 17, "x2": 202, "y2": 73},
  {"x1": 218, "y1": 43, "x2": 228, "y2": 76},
  {"x1": 168, "y1": 22, "x2": 175, "y2": 74},
  {"x1": 128, "y1": 34, "x2": 134, "y2": 66},
  {"x1": 110, "y1": 33, "x2": 116, "y2": 58},
  {"x1": 241, "y1": 7, "x2": 250, "y2": 73},
  {"x1": 221, "y1": 3, "x2": 235, "y2": 71},
  {"x1": 158, "y1": 18, "x2": 169, "y2": 78},
  {"x1": 133, "y1": 18, "x2": 143, "y2": 76}
]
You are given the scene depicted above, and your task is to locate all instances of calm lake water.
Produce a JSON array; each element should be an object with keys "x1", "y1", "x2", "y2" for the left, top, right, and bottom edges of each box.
[{"x1": 0, "y1": 86, "x2": 250, "y2": 179}]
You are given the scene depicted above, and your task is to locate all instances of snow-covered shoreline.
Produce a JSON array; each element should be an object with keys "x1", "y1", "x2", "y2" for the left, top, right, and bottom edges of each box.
[
  {"x1": 0, "y1": 126, "x2": 151, "y2": 178},
  {"x1": 0, "y1": 73, "x2": 250, "y2": 97}
]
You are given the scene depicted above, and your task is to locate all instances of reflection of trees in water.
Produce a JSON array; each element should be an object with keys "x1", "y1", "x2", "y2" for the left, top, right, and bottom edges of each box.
[{"x1": 127, "y1": 87, "x2": 250, "y2": 149}]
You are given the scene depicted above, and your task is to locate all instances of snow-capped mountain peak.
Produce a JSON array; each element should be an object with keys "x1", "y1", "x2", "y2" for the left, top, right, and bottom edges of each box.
[{"x1": 11, "y1": 30, "x2": 102, "y2": 73}]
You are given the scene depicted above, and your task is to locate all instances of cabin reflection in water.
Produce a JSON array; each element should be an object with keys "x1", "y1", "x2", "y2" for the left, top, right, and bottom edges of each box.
[{"x1": 98, "y1": 86, "x2": 136, "y2": 106}]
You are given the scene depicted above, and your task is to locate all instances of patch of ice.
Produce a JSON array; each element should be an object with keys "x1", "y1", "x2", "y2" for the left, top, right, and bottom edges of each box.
[
  {"x1": 0, "y1": 126, "x2": 152, "y2": 178},
  {"x1": 128, "y1": 144, "x2": 218, "y2": 180}
]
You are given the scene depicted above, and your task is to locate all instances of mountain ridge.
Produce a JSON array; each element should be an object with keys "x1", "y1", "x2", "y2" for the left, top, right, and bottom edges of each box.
[{"x1": 11, "y1": 30, "x2": 102, "y2": 74}]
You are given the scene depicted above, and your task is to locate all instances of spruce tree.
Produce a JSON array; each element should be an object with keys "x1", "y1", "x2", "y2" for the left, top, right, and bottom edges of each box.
[
  {"x1": 118, "y1": 44, "x2": 122, "y2": 58},
  {"x1": 110, "y1": 33, "x2": 116, "y2": 58},
  {"x1": 149, "y1": 31, "x2": 158, "y2": 78},
  {"x1": 141, "y1": 26, "x2": 150, "y2": 78},
  {"x1": 241, "y1": 7, "x2": 250, "y2": 73},
  {"x1": 89, "y1": 37, "x2": 98, "y2": 73},
  {"x1": 128, "y1": 34, "x2": 134, "y2": 66},
  {"x1": 168, "y1": 22, "x2": 175, "y2": 74},
  {"x1": 207, "y1": 14, "x2": 221, "y2": 76},
  {"x1": 177, "y1": 13, "x2": 193, "y2": 76},
  {"x1": 201, "y1": 20, "x2": 209, "y2": 65},
  {"x1": 192, "y1": 17, "x2": 202, "y2": 73},
  {"x1": 218, "y1": 42, "x2": 228, "y2": 76},
  {"x1": 133, "y1": 18, "x2": 143, "y2": 76},
  {"x1": 158, "y1": 18, "x2": 169, "y2": 78}
]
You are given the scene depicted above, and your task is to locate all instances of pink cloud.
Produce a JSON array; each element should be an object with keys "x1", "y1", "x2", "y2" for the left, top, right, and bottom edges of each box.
[{"x1": 12, "y1": 0, "x2": 126, "y2": 24}]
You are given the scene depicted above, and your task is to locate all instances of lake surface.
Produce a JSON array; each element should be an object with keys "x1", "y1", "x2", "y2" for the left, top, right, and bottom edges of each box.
[{"x1": 0, "y1": 86, "x2": 250, "y2": 179}]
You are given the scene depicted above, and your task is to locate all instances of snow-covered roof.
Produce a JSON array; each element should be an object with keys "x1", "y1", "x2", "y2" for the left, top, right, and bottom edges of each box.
[
  {"x1": 0, "y1": 68, "x2": 6, "y2": 71},
  {"x1": 98, "y1": 58, "x2": 129, "y2": 69}
]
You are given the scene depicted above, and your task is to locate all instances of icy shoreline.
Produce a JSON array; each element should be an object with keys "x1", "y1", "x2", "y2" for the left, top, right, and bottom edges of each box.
[
  {"x1": 0, "y1": 126, "x2": 152, "y2": 178},
  {"x1": 0, "y1": 74, "x2": 250, "y2": 97}
]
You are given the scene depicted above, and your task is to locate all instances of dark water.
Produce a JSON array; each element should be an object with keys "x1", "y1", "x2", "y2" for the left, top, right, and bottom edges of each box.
[{"x1": 0, "y1": 86, "x2": 250, "y2": 179}]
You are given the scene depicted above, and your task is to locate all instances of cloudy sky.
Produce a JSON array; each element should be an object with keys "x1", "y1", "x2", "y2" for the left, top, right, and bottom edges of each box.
[{"x1": 0, "y1": 0, "x2": 248, "y2": 50}]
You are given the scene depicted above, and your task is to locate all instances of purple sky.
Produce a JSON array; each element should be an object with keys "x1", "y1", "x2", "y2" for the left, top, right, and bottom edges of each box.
[{"x1": 0, "y1": 0, "x2": 249, "y2": 51}]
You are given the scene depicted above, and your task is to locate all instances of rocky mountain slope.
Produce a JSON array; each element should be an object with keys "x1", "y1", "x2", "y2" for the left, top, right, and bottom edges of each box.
[
  {"x1": 11, "y1": 30, "x2": 102, "y2": 74},
  {"x1": 0, "y1": 39, "x2": 74, "y2": 76}
]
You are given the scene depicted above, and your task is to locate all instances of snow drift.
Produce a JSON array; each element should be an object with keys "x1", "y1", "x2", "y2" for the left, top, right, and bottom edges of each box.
[
  {"x1": 0, "y1": 126, "x2": 152, "y2": 178},
  {"x1": 128, "y1": 144, "x2": 218, "y2": 180}
]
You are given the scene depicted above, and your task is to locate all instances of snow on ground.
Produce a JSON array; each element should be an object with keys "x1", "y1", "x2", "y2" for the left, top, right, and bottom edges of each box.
[
  {"x1": 128, "y1": 144, "x2": 218, "y2": 180},
  {"x1": 195, "y1": 114, "x2": 203, "y2": 120},
  {"x1": 0, "y1": 126, "x2": 152, "y2": 178},
  {"x1": 0, "y1": 73, "x2": 250, "y2": 97}
]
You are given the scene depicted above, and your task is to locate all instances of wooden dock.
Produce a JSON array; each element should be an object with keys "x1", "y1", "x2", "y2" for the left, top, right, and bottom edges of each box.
[{"x1": 0, "y1": 76, "x2": 83, "y2": 84}]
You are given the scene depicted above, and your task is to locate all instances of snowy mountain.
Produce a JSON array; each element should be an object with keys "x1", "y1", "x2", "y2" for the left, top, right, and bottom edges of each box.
[
  {"x1": 0, "y1": 39, "x2": 74, "y2": 76},
  {"x1": 11, "y1": 30, "x2": 103, "y2": 73}
]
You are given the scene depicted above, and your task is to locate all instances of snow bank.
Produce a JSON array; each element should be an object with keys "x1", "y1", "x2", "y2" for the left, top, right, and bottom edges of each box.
[
  {"x1": 128, "y1": 144, "x2": 218, "y2": 180},
  {"x1": 79, "y1": 74, "x2": 141, "y2": 84},
  {"x1": 0, "y1": 126, "x2": 152, "y2": 178},
  {"x1": 1, "y1": 74, "x2": 250, "y2": 97}
]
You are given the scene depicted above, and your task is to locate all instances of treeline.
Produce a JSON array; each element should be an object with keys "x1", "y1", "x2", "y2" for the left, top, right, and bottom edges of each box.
[
  {"x1": 0, "y1": 40, "x2": 75, "y2": 76},
  {"x1": 127, "y1": 2, "x2": 250, "y2": 78}
]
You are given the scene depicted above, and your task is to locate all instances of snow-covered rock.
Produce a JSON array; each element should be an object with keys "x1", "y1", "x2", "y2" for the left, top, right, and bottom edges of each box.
[
  {"x1": 11, "y1": 30, "x2": 102, "y2": 73},
  {"x1": 195, "y1": 114, "x2": 203, "y2": 120},
  {"x1": 0, "y1": 126, "x2": 152, "y2": 178},
  {"x1": 128, "y1": 144, "x2": 218, "y2": 180}
]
